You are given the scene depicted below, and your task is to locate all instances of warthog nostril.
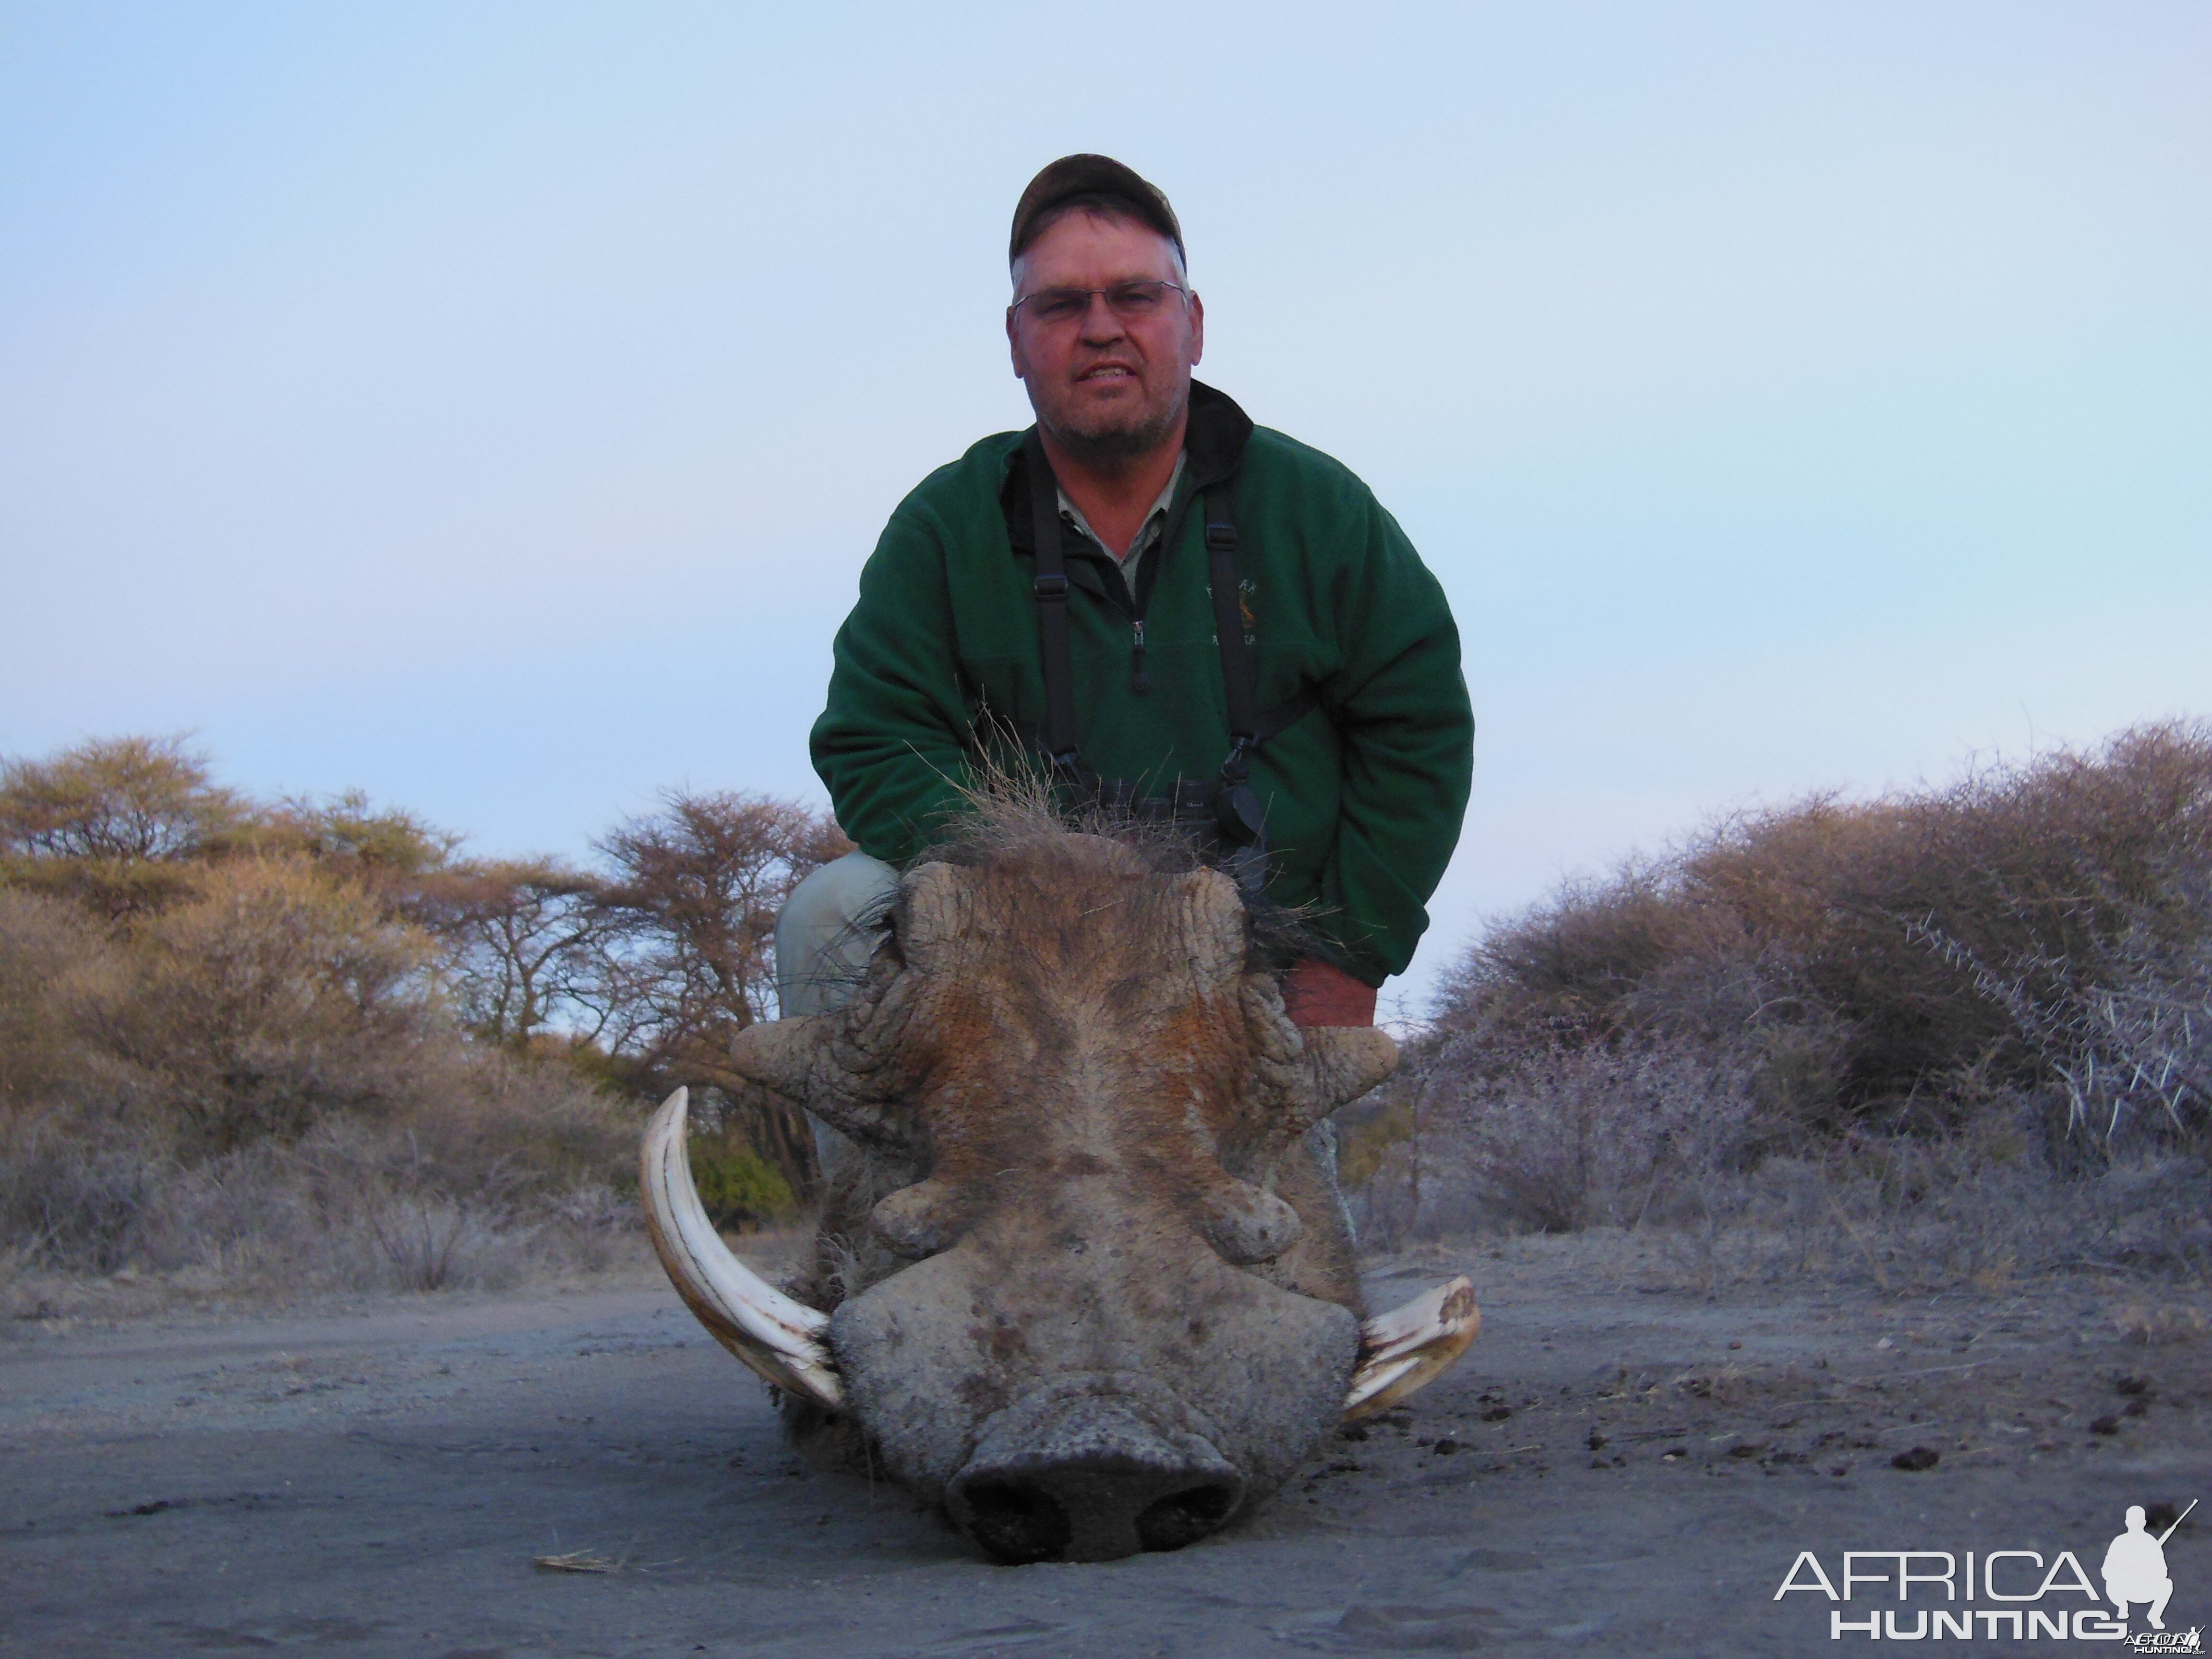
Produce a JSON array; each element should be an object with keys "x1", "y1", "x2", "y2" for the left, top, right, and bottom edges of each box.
[
  {"x1": 960, "y1": 1479, "x2": 1074, "y2": 1565},
  {"x1": 1133, "y1": 1479, "x2": 1240, "y2": 1552}
]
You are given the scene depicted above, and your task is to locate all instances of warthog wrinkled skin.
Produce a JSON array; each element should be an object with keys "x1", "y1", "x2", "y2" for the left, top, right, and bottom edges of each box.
[{"x1": 720, "y1": 816, "x2": 1399, "y2": 1563}]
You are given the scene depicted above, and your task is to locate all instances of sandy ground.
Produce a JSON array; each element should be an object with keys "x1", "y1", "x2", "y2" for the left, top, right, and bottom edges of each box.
[{"x1": 3, "y1": 1237, "x2": 2207, "y2": 1658}]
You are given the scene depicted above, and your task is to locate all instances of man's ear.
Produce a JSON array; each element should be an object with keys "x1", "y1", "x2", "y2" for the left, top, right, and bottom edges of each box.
[
  {"x1": 1007, "y1": 305, "x2": 1028, "y2": 378},
  {"x1": 1188, "y1": 289, "x2": 1204, "y2": 366}
]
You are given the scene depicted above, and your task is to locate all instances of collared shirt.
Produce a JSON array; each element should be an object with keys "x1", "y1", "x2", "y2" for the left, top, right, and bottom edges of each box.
[{"x1": 1056, "y1": 452, "x2": 1186, "y2": 582}]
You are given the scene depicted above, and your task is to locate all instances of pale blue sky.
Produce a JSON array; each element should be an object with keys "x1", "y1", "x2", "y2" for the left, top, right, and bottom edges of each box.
[{"x1": 4, "y1": 2, "x2": 2207, "y2": 1015}]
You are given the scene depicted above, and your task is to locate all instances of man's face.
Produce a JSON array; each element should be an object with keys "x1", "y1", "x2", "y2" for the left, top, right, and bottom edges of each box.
[{"x1": 1007, "y1": 209, "x2": 1203, "y2": 464}]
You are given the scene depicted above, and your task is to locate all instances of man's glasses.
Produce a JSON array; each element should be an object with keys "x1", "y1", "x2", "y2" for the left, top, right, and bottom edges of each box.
[{"x1": 1010, "y1": 279, "x2": 1189, "y2": 327}]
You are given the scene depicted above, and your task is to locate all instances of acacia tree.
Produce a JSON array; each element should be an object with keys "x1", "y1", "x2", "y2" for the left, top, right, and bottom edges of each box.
[
  {"x1": 588, "y1": 790, "x2": 849, "y2": 1191},
  {"x1": 1, "y1": 736, "x2": 463, "y2": 927},
  {"x1": 379, "y1": 788, "x2": 849, "y2": 1191},
  {"x1": 269, "y1": 789, "x2": 460, "y2": 886},
  {"x1": 411, "y1": 858, "x2": 607, "y2": 1047},
  {"x1": 0, "y1": 735, "x2": 248, "y2": 917}
]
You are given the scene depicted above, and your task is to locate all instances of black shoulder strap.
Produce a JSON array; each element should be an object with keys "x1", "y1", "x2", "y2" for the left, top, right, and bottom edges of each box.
[
  {"x1": 1023, "y1": 431, "x2": 1082, "y2": 777},
  {"x1": 1026, "y1": 445, "x2": 1312, "y2": 793},
  {"x1": 1253, "y1": 684, "x2": 1318, "y2": 743},
  {"x1": 1203, "y1": 484, "x2": 1259, "y2": 782}
]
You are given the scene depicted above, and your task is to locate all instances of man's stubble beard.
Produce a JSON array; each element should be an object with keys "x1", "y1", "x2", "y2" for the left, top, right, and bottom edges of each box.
[{"x1": 1035, "y1": 382, "x2": 1190, "y2": 473}]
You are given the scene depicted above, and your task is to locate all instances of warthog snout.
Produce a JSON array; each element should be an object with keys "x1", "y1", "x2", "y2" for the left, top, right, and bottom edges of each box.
[{"x1": 946, "y1": 1389, "x2": 1247, "y2": 1563}]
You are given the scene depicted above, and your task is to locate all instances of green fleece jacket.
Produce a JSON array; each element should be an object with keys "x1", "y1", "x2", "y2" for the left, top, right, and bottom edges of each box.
[{"x1": 810, "y1": 383, "x2": 1473, "y2": 985}]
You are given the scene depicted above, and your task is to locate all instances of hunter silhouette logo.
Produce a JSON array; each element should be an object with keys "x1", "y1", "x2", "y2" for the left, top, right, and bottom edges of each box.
[{"x1": 2110, "y1": 1501, "x2": 2194, "y2": 1643}]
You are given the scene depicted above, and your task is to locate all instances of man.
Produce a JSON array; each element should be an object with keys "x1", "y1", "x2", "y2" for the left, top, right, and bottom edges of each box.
[{"x1": 780, "y1": 155, "x2": 1472, "y2": 1033}]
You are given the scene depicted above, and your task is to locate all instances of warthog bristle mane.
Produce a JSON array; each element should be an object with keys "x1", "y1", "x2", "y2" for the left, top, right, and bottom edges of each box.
[{"x1": 917, "y1": 766, "x2": 1317, "y2": 974}]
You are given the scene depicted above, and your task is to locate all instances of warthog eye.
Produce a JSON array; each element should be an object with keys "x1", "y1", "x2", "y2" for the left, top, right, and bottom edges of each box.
[{"x1": 1133, "y1": 1481, "x2": 1240, "y2": 1552}]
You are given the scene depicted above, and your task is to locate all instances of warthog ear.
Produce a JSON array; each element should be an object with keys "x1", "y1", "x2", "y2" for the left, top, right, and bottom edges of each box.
[
  {"x1": 899, "y1": 861, "x2": 968, "y2": 957},
  {"x1": 1177, "y1": 867, "x2": 1247, "y2": 985},
  {"x1": 1235, "y1": 975, "x2": 1399, "y2": 1164}
]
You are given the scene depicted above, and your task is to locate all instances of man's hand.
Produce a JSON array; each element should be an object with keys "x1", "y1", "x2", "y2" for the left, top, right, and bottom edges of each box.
[{"x1": 1282, "y1": 958, "x2": 1377, "y2": 1028}]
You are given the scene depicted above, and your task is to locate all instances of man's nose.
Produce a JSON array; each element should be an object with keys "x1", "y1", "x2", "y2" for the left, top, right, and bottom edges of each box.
[{"x1": 1077, "y1": 294, "x2": 1127, "y2": 346}]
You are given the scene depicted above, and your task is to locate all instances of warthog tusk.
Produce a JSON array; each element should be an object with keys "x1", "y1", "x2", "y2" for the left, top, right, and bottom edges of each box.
[
  {"x1": 1343, "y1": 1276, "x2": 1480, "y2": 1419},
  {"x1": 639, "y1": 1088, "x2": 843, "y2": 1409}
]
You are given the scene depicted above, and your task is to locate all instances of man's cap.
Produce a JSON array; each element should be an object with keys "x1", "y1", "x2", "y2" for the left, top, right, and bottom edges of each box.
[{"x1": 1010, "y1": 155, "x2": 1184, "y2": 268}]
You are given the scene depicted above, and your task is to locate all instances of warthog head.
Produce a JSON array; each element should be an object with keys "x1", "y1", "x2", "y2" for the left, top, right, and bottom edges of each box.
[{"x1": 641, "y1": 817, "x2": 1476, "y2": 1562}]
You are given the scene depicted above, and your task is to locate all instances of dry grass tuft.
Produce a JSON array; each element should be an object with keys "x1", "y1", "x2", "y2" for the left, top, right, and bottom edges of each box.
[{"x1": 2111, "y1": 1304, "x2": 2211, "y2": 1346}]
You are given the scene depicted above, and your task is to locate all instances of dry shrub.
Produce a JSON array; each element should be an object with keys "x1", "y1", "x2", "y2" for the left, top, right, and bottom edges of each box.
[
  {"x1": 0, "y1": 1055, "x2": 639, "y2": 1302},
  {"x1": 71, "y1": 857, "x2": 445, "y2": 1152},
  {"x1": 0, "y1": 859, "x2": 646, "y2": 1304},
  {"x1": 1355, "y1": 1032, "x2": 1759, "y2": 1241},
  {"x1": 1354, "y1": 723, "x2": 2212, "y2": 1286},
  {"x1": 1440, "y1": 721, "x2": 2212, "y2": 1143},
  {"x1": 682, "y1": 1126, "x2": 798, "y2": 1231},
  {"x1": 0, "y1": 889, "x2": 114, "y2": 1111},
  {"x1": 1700, "y1": 1134, "x2": 2209, "y2": 1293},
  {"x1": 1917, "y1": 864, "x2": 2212, "y2": 1158},
  {"x1": 1350, "y1": 1033, "x2": 2209, "y2": 1289}
]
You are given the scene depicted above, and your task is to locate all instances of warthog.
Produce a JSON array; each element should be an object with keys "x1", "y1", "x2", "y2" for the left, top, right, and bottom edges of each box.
[{"x1": 641, "y1": 810, "x2": 1477, "y2": 1563}]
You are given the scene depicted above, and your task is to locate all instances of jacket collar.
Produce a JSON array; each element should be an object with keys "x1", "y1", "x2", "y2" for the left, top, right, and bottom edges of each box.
[
  {"x1": 1001, "y1": 380, "x2": 1252, "y2": 555},
  {"x1": 1180, "y1": 379, "x2": 1255, "y2": 490}
]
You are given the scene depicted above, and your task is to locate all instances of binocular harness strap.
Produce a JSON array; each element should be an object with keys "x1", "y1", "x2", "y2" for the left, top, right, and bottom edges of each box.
[
  {"x1": 1022, "y1": 430, "x2": 1308, "y2": 881},
  {"x1": 1025, "y1": 431, "x2": 1083, "y2": 782}
]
